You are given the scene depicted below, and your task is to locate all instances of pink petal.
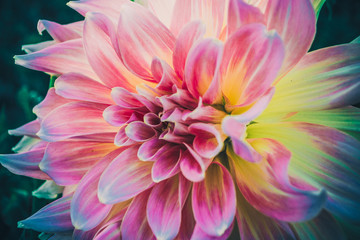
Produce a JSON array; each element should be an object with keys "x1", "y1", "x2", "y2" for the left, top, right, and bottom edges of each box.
[
  {"x1": 173, "y1": 21, "x2": 206, "y2": 80},
  {"x1": 138, "y1": 139, "x2": 169, "y2": 162},
  {"x1": 14, "y1": 39, "x2": 97, "y2": 79},
  {"x1": 114, "y1": 125, "x2": 137, "y2": 147},
  {"x1": 111, "y1": 87, "x2": 144, "y2": 109},
  {"x1": 151, "y1": 57, "x2": 181, "y2": 92},
  {"x1": 33, "y1": 88, "x2": 73, "y2": 120},
  {"x1": 147, "y1": 176, "x2": 181, "y2": 239},
  {"x1": 227, "y1": 0, "x2": 265, "y2": 36},
  {"x1": 93, "y1": 222, "x2": 121, "y2": 240},
  {"x1": 143, "y1": 113, "x2": 162, "y2": 128},
  {"x1": 192, "y1": 162, "x2": 236, "y2": 236},
  {"x1": 265, "y1": 0, "x2": 316, "y2": 75},
  {"x1": 170, "y1": 0, "x2": 227, "y2": 37},
  {"x1": 98, "y1": 146, "x2": 154, "y2": 204},
  {"x1": 55, "y1": 73, "x2": 114, "y2": 104},
  {"x1": 18, "y1": 195, "x2": 73, "y2": 233},
  {"x1": 228, "y1": 87, "x2": 275, "y2": 120},
  {"x1": 22, "y1": 40, "x2": 55, "y2": 54},
  {"x1": 40, "y1": 141, "x2": 116, "y2": 185},
  {"x1": 125, "y1": 121, "x2": 157, "y2": 142},
  {"x1": 67, "y1": 0, "x2": 127, "y2": 23},
  {"x1": 222, "y1": 117, "x2": 262, "y2": 162},
  {"x1": 184, "y1": 38, "x2": 223, "y2": 104},
  {"x1": 220, "y1": 23, "x2": 284, "y2": 107},
  {"x1": 148, "y1": 0, "x2": 176, "y2": 28},
  {"x1": 189, "y1": 123, "x2": 225, "y2": 159},
  {"x1": 73, "y1": 201, "x2": 129, "y2": 240},
  {"x1": 71, "y1": 148, "x2": 125, "y2": 231},
  {"x1": 116, "y1": 2, "x2": 175, "y2": 81},
  {"x1": 121, "y1": 189, "x2": 156, "y2": 240},
  {"x1": 182, "y1": 98, "x2": 227, "y2": 124},
  {"x1": 235, "y1": 189, "x2": 295, "y2": 240},
  {"x1": 38, "y1": 102, "x2": 117, "y2": 142},
  {"x1": 37, "y1": 20, "x2": 82, "y2": 42},
  {"x1": 8, "y1": 119, "x2": 40, "y2": 137},
  {"x1": 228, "y1": 138, "x2": 327, "y2": 222},
  {"x1": 151, "y1": 145, "x2": 181, "y2": 182},
  {"x1": 191, "y1": 223, "x2": 234, "y2": 240},
  {"x1": 103, "y1": 106, "x2": 138, "y2": 127},
  {"x1": 0, "y1": 148, "x2": 50, "y2": 180},
  {"x1": 177, "y1": 195, "x2": 195, "y2": 239},
  {"x1": 83, "y1": 12, "x2": 144, "y2": 90},
  {"x1": 180, "y1": 145, "x2": 212, "y2": 182}
]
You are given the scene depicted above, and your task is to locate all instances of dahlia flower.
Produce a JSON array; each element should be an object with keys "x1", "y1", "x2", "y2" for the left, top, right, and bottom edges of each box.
[{"x1": 1, "y1": 0, "x2": 360, "y2": 239}]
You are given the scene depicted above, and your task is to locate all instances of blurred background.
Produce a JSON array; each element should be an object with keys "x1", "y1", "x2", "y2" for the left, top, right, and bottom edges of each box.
[{"x1": 0, "y1": 0, "x2": 359, "y2": 239}]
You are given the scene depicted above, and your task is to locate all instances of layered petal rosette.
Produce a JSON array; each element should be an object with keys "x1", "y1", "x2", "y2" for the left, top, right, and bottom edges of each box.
[{"x1": 1, "y1": 0, "x2": 360, "y2": 239}]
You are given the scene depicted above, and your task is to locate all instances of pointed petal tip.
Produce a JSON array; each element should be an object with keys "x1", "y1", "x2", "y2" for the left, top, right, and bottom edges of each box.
[{"x1": 17, "y1": 221, "x2": 25, "y2": 229}]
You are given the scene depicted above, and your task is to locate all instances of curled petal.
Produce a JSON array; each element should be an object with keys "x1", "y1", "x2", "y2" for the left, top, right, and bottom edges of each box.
[
  {"x1": 98, "y1": 146, "x2": 154, "y2": 204},
  {"x1": 151, "y1": 145, "x2": 181, "y2": 182},
  {"x1": 151, "y1": 57, "x2": 181, "y2": 91},
  {"x1": 222, "y1": 117, "x2": 262, "y2": 162},
  {"x1": 183, "y1": 98, "x2": 226, "y2": 124},
  {"x1": 114, "y1": 125, "x2": 137, "y2": 147},
  {"x1": 180, "y1": 144, "x2": 212, "y2": 182},
  {"x1": 111, "y1": 87, "x2": 144, "y2": 109},
  {"x1": 125, "y1": 121, "x2": 157, "y2": 142},
  {"x1": 192, "y1": 162, "x2": 236, "y2": 236},
  {"x1": 138, "y1": 138, "x2": 168, "y2": 161},
  {"x1": 103, "y1": 106, "x2": 138, "y2": 127},
  {"x1": 189, "y1": 123, "x2": 225, "y2": 158}
]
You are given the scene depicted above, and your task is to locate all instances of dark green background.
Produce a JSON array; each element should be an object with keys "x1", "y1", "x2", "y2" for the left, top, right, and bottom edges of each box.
[{"x1": 0, "y1": 0, "x2": 359, "y2": 239}]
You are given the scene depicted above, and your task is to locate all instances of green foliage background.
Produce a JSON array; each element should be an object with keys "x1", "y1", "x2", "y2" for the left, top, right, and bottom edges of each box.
[{"x1": 0, "y1": 0, "x2": 359, "y2": 239}]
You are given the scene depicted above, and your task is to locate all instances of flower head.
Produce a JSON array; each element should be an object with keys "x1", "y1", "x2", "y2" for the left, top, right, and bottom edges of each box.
[{"x1": 1, "y1": 0, "x2": 360, "y2": 239}]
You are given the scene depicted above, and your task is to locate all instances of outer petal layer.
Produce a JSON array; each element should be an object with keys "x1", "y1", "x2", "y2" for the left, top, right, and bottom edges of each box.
[{"x1": 192, "y1": 162, "x2": 236, "y2": 236}]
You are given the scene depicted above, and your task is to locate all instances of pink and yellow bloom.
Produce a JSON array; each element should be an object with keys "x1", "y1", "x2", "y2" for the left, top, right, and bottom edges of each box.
[{"x1": 1, "y1": 0, "x2": 360, "y2": 239}]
